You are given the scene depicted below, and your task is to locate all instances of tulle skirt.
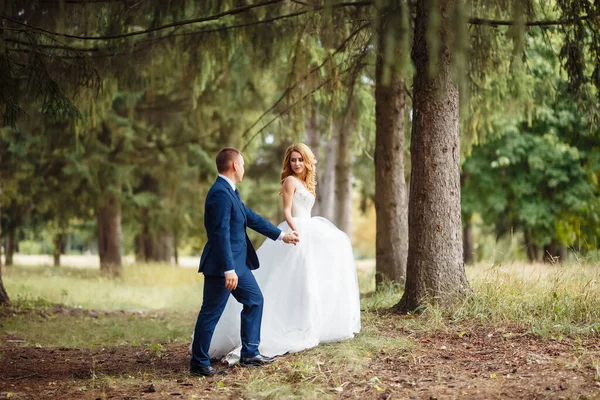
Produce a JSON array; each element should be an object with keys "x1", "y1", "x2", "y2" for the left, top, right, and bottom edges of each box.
[{"x1": 207, "y1": 217, "x2": 361, "y2": 362}]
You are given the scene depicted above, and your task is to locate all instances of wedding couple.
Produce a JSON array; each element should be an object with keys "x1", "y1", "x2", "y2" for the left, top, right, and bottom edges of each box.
[{"x1": 190, "y1": 144, "x2": 361, "y2": 377}]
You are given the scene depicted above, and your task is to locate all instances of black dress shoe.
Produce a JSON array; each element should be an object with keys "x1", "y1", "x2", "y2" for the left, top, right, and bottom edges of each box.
[
  {"x1": 240, "y1": 354, "x2": 277, "y2": 367},
  {"x1": 190, "y1": 365, "x2": 228, "y2": 377}
]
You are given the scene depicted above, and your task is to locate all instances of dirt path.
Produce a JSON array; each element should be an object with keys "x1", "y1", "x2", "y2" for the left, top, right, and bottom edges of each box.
[{"x1": 2, "y1": 317, "x2": 599, "y2": 399}]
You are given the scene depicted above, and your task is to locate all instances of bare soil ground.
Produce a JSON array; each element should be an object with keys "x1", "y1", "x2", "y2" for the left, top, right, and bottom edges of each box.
[{"x1": 1, "y1": 309, "x2": 600, "y2": 399}]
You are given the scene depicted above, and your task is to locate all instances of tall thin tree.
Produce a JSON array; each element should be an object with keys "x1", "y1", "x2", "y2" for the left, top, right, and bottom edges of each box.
[
  {"x1": 374, "y1": 1, "x2": 409, "y2": 285},
  {"x1": 396, "y1": 0, "x2": 470, "y2": 312}
]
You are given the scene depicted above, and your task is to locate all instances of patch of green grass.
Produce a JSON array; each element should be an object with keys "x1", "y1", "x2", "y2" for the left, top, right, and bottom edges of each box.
[
  {"x1": 5, "y1": 264, "x2": 204, "y2": 311},
  {"x1": 456, "y1": 262, "x2": 600, "y2": 336},
  {"x1": 1, "y1": 311, "x2": 194, "y2": 347},
  {"x1": 239, "y1": 321, "x2": 412, "y2": 399},
  {"x1": 365, "y1": 261, "x2": 600, "y2": 337},
  {"x1": 361, "y1": 281, "x2": 403, "y2": 310}
]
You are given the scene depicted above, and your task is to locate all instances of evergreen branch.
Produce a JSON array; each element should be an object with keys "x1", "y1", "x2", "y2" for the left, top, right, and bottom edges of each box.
[
  {"x1": 136, "y1": 9, "x2": 309, "y2": 44},
  {"x1": 2, "y1": 8, "x2": 357, "y2": 57},
  {"x1": 468, "y1": 15, "x2": 593, "y2": 27},
  {"x1": 242, "y1": 60, "x2": 365, "y2": 152},
  {"x1": 241, "y1": 22, "x2": 370, "y2": 139},
  {"x1": 38, "y1": 0, "x2": 140, "y2": 3},
  {"x1": 242, "y1": 77, "x2": 334, "y2": 152},
  {"x1": 4, "y1": 37, "x2": 103, "y2": 52},
  {"x1": 1, "y1": 1, "x2": 371, "y2": 43},
  {"x1": 404, "y1": 82, "x2": 413, "y2": 102},
  {"x1": 1, "y1": 10, "x2": 308, "y2": 55},
  {"x1": 340, "y1": 41, "x2": 369, "y2": 131},
  {"x1": 0, "y1": 0, "x2": 286, "y2": 40}
]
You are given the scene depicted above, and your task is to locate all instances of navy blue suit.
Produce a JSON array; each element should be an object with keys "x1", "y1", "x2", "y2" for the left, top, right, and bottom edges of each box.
[{"x1": 191, "y1": 177, "x2": 282, "y2": 368}]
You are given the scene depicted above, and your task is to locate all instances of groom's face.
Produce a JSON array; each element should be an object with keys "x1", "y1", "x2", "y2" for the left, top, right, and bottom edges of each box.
[{"x1": 233, "y1": 154, "x2": 245, "y2": 183}]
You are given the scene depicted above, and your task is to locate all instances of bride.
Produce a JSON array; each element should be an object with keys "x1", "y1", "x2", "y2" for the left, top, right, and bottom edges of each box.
[{"x1": 201, "y1": 143, "x2": 361, "y2": 362}]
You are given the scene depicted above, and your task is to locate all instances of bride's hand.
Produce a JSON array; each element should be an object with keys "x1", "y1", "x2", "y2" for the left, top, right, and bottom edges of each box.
[{"x1": 282, "y1": 231, "x2": 299, "y2": 245}]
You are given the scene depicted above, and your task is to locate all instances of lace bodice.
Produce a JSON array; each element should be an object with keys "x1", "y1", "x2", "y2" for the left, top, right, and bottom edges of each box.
[{"x1": 289, "y1": 176, "x2": 315, "y2": 219}]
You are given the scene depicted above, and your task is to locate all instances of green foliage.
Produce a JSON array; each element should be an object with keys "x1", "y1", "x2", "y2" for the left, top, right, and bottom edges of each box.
[
  {"x1": 3, "y1": 0, "x2": 600, "y2": 273},
  {"x1": 462, "y1": 24, "x2": 600, "y2": 254},
  {"x1": 463, "y1": 129, "x2": 597, "y2": 248}
]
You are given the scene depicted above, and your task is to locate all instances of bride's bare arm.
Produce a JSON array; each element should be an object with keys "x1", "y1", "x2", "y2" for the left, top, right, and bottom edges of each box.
[{"x1": 281, "y1": 178, "x2": 298, "y2": 231}]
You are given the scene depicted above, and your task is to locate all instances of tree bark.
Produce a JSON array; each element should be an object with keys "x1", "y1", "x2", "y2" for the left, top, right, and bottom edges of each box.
[
  {"x1": 544, "y1": 239, "x2": 566, "y2": 264},
  {"x1": 173, "y1": 232, "x2": 179, "y2": 265},
  {"x1": 6, "y1": 230, "x2": 16, "y2": 266},
  {"x1": 97, "y1": 195, "x2": 122, "y2": 277},
  {"x1": 317, "y1": 126, "x2": 337, "y2": 221},
  {"x1": 334, "y1": 117, "x2": 353, "y2": 235},
  {"x1": 53, "y1": 233, "x2": 65, "y2": 267},
  {"x1": 5, "y1": 233, "x2": 15, "y2": 266},
  {"x1": 396, "y1": 0, "x2": 470, "y2": 313},
  {"x1": 524, "y1": 230, "x2": 539, "y2": 262},
  {"x1": 374, "y1": 18, "x2": 408, "y2": 285},
  {"x1": 0, "y1": 174, "x2": 10, "y2": 305},
  {"x1": 135, "y1": 217, "x2": 174, "y2": 264}
]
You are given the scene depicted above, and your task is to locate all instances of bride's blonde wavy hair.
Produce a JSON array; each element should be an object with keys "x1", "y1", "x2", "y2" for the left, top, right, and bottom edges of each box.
[{"x1": 279, "y1": 143, "x2": 317, "y2": 196}]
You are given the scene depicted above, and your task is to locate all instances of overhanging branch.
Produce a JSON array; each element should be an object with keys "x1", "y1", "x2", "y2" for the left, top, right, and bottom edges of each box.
[
  {"x1": 241, "y1": 22, "x2": 370, "y2": 139},
  {"x1": 468, "y1": 14, "x2": 592, "y2": 27},
  {"x1": 1, "y1": 1, "x2": 372, "y2": 42},
  {"x1": 0, "y1": 0, "x2": 285, "y2": 40}
]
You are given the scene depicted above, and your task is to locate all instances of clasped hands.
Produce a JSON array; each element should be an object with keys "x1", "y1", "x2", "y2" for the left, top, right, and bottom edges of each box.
[{"x1": 282, "y1": 230, "x2": 299, "y2": 245}]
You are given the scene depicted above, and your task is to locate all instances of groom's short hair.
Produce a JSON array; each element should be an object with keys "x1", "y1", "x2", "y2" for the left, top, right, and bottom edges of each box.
[{"x1": 216, "y1": 148, "x2": 242, "y2": 173}]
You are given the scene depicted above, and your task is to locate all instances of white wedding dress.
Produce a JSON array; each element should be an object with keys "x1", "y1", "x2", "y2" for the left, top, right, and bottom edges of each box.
[{"x1": 204, "y1": 176, "x2": 361, "y2": 363}]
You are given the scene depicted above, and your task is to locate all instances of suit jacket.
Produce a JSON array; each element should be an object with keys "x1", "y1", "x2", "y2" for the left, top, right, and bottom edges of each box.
[{"x1": 199, "y1": 177, "x2": 282, "y2": 276}]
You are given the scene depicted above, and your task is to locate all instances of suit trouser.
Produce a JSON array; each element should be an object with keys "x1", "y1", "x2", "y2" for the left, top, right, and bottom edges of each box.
[{"x1": 190, "y1": 269, "x2": 264, "y2": 368}]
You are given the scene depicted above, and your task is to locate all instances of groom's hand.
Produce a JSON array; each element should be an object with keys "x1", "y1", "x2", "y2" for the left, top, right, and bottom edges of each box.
[
  {"x1": 282, "y1": 231, "x2": 299, "y2": 245},
  {"x1": 225, "y1": 271, "x2": 238, "y2": 290}
]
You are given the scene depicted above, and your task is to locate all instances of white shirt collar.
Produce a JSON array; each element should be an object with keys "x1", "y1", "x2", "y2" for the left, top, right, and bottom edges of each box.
[{"x1": 218, "y1": 174, "x2": 237, "y2": 191}]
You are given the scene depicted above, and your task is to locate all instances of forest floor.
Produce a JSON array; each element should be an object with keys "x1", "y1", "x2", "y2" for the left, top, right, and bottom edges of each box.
[
  {"x1": 1, "y1": 305, "x2": 599, "y2": 399},
  {"x1": 2, "y1": 261, "x2": 600, "y2": 399}
]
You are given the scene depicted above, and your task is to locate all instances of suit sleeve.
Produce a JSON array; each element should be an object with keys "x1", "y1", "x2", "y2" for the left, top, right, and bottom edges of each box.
[
  {"x1": 207, "y1": 191, "x2": 235, "y2": 273},
  {"x1": 245, "y1": 205, "x2": 282, "y2": 241}
]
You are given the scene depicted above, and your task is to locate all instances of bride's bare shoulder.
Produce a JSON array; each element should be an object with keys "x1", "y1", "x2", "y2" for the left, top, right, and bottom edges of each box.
[{"x1": 282, "y1": 176, "x2": 297, "y2": 192}]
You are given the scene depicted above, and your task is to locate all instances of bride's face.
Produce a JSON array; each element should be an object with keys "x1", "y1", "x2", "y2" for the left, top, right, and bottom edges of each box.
[{"x1": 290, "y1": 151, "x2": 305, "y2": 175}]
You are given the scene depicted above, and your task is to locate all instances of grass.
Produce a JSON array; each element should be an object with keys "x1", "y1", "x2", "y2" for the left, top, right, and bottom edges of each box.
[
  {"x1": 4, "y1": 263, "x2": 204, "y2": 311},
  {"x1": 237, "y1": 325, "x2": 412, "y2": 399},
  {"x1": 3, "y1": 260, "x2": 600, "y2": 349},
  {"x1": 369, "y1": 261, "x2": 600, "y2": 338},
  {"x1": 460, "y1": 261, "x2": 600, "y2": 336},
  {"x1": 3, "y1": 259, "x2": 600, "y2": 399},
  {"x1": 2, "y1": 311, "x2": 194, "y2": 348}
]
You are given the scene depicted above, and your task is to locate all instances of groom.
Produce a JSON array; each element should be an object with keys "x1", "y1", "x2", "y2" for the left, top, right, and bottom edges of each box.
[{"x1": 190, "y1": 147, "x2": 299, "y2": 377}]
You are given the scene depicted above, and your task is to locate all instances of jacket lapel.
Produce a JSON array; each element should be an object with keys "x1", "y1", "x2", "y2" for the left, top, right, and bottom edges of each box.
[{"x1": 216, "y1": 177, "x2": 247, "y2": 222}]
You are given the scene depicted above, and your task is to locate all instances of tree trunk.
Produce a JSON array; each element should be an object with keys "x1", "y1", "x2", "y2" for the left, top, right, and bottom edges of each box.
[
  {"x1": 374, "y1": 18, "x2": 408, "y2": 285},
  {"x1": 135, "y1": 234, "x2": 145, "y2": 262},
  {"x1": 135, "y1": 219, "x2": 173, "y2": 263},
  {"x1": 334, "y1": 118, "x2": 353, "y2": 235},
  {"x1": 135, "y1": 234, "x2": 174, "y2": 263},
  {"x1": 0, "y1": 174, "x2": 10, "y2": 305},
  {"x1": 524, "y1": 230, "x2": 539, "y2": 262},
  {"x1": 173, "y1": 233, "x2": 179, "y2": 265},
  {"x1": 53, "y1": 233, "x2": 65, "y2": 267},
  {"x1": 305, "y1": 107, "x2": 322, "y2": 216},
  {"x1": 97, "y1": 195, "x2": 122, "y2": 277},
  {"x1": 5, "y1": 232, "x2": 15, "y2": 266},
  {"x1": 396, "y1": 0, "x2": 469, "y2": 313},
  {"x1": 317, "y1": 127, "x2": 337, "y2": 221},
  {"x1": 149, "y1": 233, "x2": 173, "y2": 262},
  {"x1": 544, "y1": 239, "x2": 566, "y2": 264},
  {"x1": 463, "y1": 216, "x2": 474, "y2": 265}
]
